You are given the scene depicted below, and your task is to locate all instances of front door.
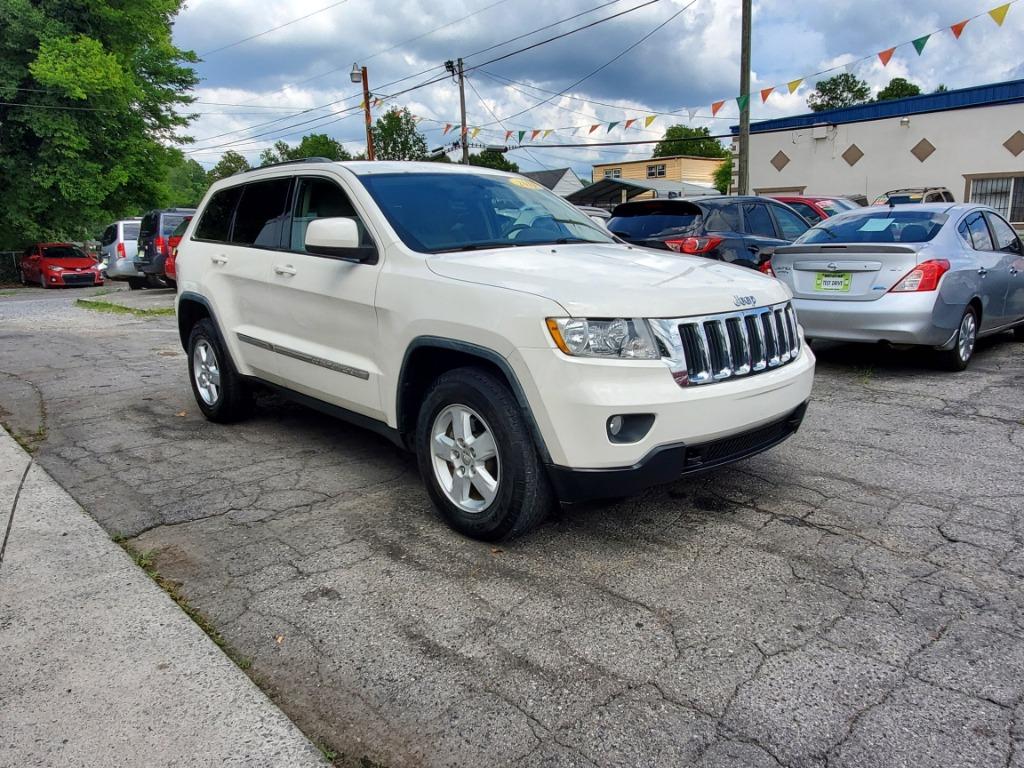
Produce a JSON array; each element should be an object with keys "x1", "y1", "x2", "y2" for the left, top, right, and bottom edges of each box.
[{"x1": 258, "y1": 174, "x2": 385, "y2": 420}]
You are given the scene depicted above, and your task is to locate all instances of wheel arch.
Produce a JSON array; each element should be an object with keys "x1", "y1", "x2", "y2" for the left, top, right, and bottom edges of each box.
[
  {"x1": 177, "y1": 291, "x2": 219, "y2": 350},
  {"x1": 396, "y1": 337, "x2": 551, "y2": 462}
]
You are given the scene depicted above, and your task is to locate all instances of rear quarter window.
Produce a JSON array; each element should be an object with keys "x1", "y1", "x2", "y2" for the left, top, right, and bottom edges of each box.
[{"x1": 194, "y1": 188, "x2": 243, "y2": 242}]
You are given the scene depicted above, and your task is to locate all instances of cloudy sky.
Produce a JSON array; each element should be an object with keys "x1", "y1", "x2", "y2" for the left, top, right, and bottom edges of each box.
[{"x1": 173, "y1": 0, "x2": 1024, "y2": 175}]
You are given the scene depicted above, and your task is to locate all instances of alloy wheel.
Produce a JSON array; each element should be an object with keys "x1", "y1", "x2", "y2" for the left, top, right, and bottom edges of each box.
[
  {"x1": 430, "y1": 404, "x2": 501, "y2": 514},
  {"x1": 958, "y1": 311, "x2": 977, "y2": 363},
  {"x1": 192, "y1": 339, "x2": 221, "y2": 405}
]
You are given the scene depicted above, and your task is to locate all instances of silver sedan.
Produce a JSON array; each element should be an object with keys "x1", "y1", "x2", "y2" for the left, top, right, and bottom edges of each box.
[{"x1": 770, "y1": 203, "x2": 1024, "y2": 370}]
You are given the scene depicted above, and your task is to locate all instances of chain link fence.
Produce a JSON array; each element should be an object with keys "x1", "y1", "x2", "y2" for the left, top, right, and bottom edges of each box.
[{"x1": 0, "y1": 252, "x2": 20, "y2": 284}]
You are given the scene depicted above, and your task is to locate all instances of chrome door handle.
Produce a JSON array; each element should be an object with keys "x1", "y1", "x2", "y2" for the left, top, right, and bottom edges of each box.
[
  {"x1": 210, "y1": 254, "x2": 228, "y2": 265},
  {"x1": 274, "y1": 264, "x2": 297, "y2": 276},
  {"x1": 977, "y1": 267, "x2": 988, "y2": 276}
]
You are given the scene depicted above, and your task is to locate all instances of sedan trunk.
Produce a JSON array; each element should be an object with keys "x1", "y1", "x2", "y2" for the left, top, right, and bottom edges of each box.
[{"x1": 772, "y1": 244, "x2": 923, "y2": 302}]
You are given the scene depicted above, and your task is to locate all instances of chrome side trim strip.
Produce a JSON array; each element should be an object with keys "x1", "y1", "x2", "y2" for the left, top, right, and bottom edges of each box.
[{"x1": 236, "y1": 332, "x2": 370, "y2": 380}]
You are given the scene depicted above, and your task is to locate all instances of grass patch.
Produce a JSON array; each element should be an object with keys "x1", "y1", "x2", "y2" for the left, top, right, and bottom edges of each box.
[
  {"x1": 1, "y1": 421, "x2": 46, "y2": 454},
  {"x1": 853, "y1": 365, "x2": 875, "y2": 386},
  {"x1": 75, "y1": 297, "x2": 174, "y2": 317},
  {"x1": 116, "y1": 539, "x2": 252, "y2": 671},
  {"x1": 0, "y1": 289, "x2": 17, "y2": 296}
]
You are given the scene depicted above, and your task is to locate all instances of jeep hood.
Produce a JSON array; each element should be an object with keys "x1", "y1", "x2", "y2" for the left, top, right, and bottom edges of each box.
[{"x1": 425, "y1": 243, "x2": 790, "y2": 317}]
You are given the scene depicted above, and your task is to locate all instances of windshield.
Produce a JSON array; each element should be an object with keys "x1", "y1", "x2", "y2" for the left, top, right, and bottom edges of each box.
[
  {"x1": 796, "y1": 210, "x2": 948, "y2": 244},
  {"x1": 42, "y1": 245, "x2": 89, "y2": 259},
  {"x1": 357, "y1": 172, "x2": 613, "y2": 253}
]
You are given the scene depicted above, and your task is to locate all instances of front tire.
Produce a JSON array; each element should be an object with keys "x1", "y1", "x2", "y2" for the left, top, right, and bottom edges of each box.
[
  {"x1": 187, "y1": 318, "x2": 250, "y2": 422},
  {"x1": 936, "y1": 306, "x2": 978, "y2": 371},
  {"x1": 416, "y1": 367, "x2": 553, "y2": 541}
]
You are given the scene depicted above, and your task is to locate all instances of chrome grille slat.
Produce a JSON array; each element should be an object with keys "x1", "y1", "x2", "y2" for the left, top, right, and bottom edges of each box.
[{"x1": 649, "y1": 301, "x2": 801, "y2": 387}]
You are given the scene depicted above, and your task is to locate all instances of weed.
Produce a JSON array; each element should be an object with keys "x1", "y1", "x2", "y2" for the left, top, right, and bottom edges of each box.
[
  {"x1": 854, "y1": 365, "x2": 874, "y2": 386},
  {"x1": 75, "y1": 298, "x2": 174, "y2": 318}
]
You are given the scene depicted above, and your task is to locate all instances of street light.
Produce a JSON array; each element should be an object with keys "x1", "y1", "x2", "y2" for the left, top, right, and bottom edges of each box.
[{"x1": 351, "y1": 62, "x2": 375, "y2": 161}]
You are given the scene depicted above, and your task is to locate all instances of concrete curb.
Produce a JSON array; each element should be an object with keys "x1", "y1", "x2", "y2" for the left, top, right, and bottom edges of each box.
[{"x1": 0, "y1": 427, "x2": 327, "y2": 767}]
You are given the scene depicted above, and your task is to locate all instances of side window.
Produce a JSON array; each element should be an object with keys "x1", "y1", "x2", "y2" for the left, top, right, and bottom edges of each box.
[
  {"x1": 703, "y1": 203, "x2": 741, "y2": 232},
  {"x1": 925, "y1": 193, "x2": 942, "y2": 203},
  {"x1": 788, "y1": 202, "x2": 823, "y2": 225},
  {"x1": 741, "y1": 202, "x2": 777, "y2": 238},
  {"x1": 291, "y1": 177, "x2": 370, "y2": 252},
  {"x1": 194, "y1": 187, "x2": 243, "y2": 242},
  {"x1": 965, "y1": 212, "x2": 994, "y2": 251},
  {"x1": 943, "y1": 191, "x2": 955, "y2": 202},
  {"x1": 231, "y1": 178, "x2": 293, "y2": 248},
  {"x1": 985, "y1": 212, "x2": 1022, "y2": 253},
  {"x1": 769, "y1": 204, "x2": 810, "y2": 240},
  {"x1": 100, "y1": 226, "x2": 115, "y2": 246}
]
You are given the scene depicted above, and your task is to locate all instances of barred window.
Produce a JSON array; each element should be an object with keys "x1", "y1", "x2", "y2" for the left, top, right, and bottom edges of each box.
[{"x1": 970, "y1": 176, "x2": 1024, "y2": 223}]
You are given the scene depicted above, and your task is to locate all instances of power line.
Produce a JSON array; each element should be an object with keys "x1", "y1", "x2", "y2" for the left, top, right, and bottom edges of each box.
[
  {"x1": 464, "y1": 75, "x2": 550, "y2": 170},
  {"x1": 198, "y1": 0, "x2": 352, "y2": 57}
]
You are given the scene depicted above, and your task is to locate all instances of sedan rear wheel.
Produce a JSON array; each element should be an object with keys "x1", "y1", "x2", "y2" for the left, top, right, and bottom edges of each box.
[{"x1": 937, "y1": 306, "x2": 978, "y2": 371}]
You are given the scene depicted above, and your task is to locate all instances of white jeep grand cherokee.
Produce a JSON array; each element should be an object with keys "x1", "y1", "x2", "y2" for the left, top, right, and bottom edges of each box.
[{"x1": 175, "y1": 160, "x2": 814, "y2": 540}]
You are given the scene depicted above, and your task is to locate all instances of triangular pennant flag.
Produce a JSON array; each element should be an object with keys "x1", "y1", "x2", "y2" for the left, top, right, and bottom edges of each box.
[
  {"x1": 470, "y1": 127, "x2": 480, "y2": 139},
  {"x1": 912, "y1": 35, "x2": 930, "y2": 55},
  {"x1": 542, "y1": 129, "x2": 552, "y2": 138},
  {"x1": 760, "y1": 87, "x2": 774, "y2": 103},
  {"x1": 736, "y1": 94, "x2": 750, "y2": 112},
  {"x1": 505, "y1": 130, "x2": 513, "y2": 142},
  {"x1": 530, "y1": 129, "x2": 541, "y2": 141},
  {"x1": 950, "y1": 19, "x2": 969, "y2": 38},
  {"x1": 687, "y1": 107, "x2": 699, "y2": 121},
  {"x1": 989, "y1": 3, "x2": 1010, "y2": 25},
  {"x1": 517, "y1": 130, "x2": 526, "y2": 142},
  {"x1": 606, "y1": 121, "x2": 619, "y2": 133},
  {"x1": 787, "y1": 78, "x2": 803, "y2": 94},
  {"x1": 359, "y1": 100, "x2": 366, "y2": 110},
  {"x1": 624, "y1": 118, "x2": 636, "y2": 130},
  {"x1": 878, "y1": 47, "x2": 896, "y2": 66},
  {"x1": 711, "y1": 100, "x2": 725, "y2": 116},
  {"x1": 644, "y1": 115, "x2": 656, "y2": 128},
  {"x1": 442, "y1": 123, "x2": 452, "y2": 135},
  {"x1": 589, "y1": 124, "x2": 600, "y2": 134},
  {"x1": 372, "y1": 98, "x2": 382, "y2": 108},
  {"x1": 461, "y1": 125, "x2": 468, "y2": 136}
]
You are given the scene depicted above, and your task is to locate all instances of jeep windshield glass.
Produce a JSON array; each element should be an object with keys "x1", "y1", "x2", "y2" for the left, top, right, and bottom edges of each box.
[
  {"x1": 795, "y1": 210, "x2": 948, "y2": 244},
  {"x1": 357, "y1": 172, "x2": 614, "y2": 253}
]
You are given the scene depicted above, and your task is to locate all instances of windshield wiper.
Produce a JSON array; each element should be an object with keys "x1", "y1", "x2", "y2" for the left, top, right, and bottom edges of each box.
[{"x1": 431, "y1": 241, "x2": 519, "y2": 253}]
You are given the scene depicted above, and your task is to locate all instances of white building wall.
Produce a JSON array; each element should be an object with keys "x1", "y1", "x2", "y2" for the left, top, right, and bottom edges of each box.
[
  {"x1": 742, "y1": 102, "x2": 1024, "y2": 212},
  {"x1": 551, "y1": 171, "x2": 584, "y2": 197}
]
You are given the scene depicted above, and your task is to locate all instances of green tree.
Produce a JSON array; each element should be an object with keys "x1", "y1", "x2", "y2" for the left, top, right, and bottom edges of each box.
[
  {"x1": 259, "y1": 133, "x2": 352, "y2": 165},
  {"x1": 876, "y1": 77, "x2": 922, "y2": 102},
  {"x1": 933, "y1": 84, "x2": 949, "y2": 93},
  {"x1": 0, "y1": 0, "x2": 197, "y2": 248},
  {"x1": 653, "y1": 125, "x2": 728, "y2": 158},
  {"x1": 467, "y1": 149, "x2": 519, "y2": 172},
  {"x1": 807, "y1": 73, "x2": 871, "y2": 112},
  {"x1": 713, "y1": 155, "x2": 733, "y2": 194},
  {"x1": 208, "y1": 151, "x2": 250, "y2": 182},
  {"x1": 371, "y1": 108, "x2": 428, "y2": 161},
  {"x1": 166, "y1": 153, "x2": 210, "y2": 208}
]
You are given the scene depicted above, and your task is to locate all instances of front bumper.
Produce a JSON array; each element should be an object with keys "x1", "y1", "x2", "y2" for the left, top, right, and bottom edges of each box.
[
  {"x1": 793, "y1": 292, "x2": 956, "y2": 346},
  {"x1": 46, "y1": 271, "x2": 102, "y2": 287},
  {"x1": 548, "y1": 402, "x2": 808, "y2": 502}
]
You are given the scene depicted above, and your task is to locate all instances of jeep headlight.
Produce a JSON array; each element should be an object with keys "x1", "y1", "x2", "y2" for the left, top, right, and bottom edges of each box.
[{"x1": 546, "y1": 318, "x2": 659, "y2": 360}]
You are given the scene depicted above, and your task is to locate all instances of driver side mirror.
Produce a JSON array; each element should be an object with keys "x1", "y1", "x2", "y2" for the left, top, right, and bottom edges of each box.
[{"x1": 305, "y1": 217, "x2": 378, "y2": 264}]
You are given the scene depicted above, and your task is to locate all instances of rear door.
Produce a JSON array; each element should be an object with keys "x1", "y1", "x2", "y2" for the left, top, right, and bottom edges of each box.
[
  {"x1": 137, "y1": 213, "x2": 156, "y2": 267},
  {"x1": 739, "y1": 200, "x2": 790, "y2": 264},
  {"x1": 958, "y1": 210, "x2": 1010, "y2": 329},
  {"x1": 984, "y1": 211, "x2": 1024, "y2": 324}
]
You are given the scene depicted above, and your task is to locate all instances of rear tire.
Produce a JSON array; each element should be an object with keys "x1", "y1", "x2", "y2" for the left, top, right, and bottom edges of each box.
[
  {"x1": 127, "y1": 277, "x2": 146, "y2": 290},
  {"x1": 415, "y1": 367, "x2": 553, "y2": 541},
  {"x1": 1013, "y1": 324, "x2": 1024, "y2": 341},
  {"x1": 187, "y1": 318, "x2": 251, "y2": 423},
  {"x1": 936, "y1": 306, "x2": 978, "y2": 371},
  {"x1": 39, "y1": 274, "x2": 47, "y2": 289}
]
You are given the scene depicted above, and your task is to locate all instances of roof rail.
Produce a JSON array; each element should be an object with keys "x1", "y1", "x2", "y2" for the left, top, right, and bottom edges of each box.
[{"x1": 231, "y1": 157, "x2": 335, "y2": 176}]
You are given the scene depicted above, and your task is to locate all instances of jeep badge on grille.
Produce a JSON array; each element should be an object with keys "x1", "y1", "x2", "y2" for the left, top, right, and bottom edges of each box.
[{"x1": 733, "y1": 295, "x2": 757, "y2": 307}]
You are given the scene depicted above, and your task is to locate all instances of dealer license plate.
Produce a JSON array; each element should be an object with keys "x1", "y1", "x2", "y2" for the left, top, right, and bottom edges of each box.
[{"x1": 815, "y1": 272, "x2": 852, "y2": 292}]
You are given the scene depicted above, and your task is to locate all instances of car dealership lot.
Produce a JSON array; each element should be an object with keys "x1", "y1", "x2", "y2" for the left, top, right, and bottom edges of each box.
[{"x1": 1, "y1": 288, "x2": 1022, "y2": 767}]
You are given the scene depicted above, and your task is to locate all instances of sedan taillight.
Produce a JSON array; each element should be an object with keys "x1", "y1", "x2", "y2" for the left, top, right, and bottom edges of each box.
[{"x1": 889, "y1": 259, "x2": 950, "y2": 292}]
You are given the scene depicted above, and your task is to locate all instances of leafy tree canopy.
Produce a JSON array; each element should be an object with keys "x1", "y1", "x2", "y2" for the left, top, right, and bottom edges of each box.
[
  {"x1": 0, "y1": 0, "x2": 197, "y2": 248},
  {"x1": 876, "y1": 77, "x2": 922, "y2": 102},
  {"x1": 807, "y1": 73, "x2": 871, "y2": 112},
  {"x1": 713, "y1": 155, "x2": 733, "y2": 194},
  {"x1": 259, "y1": 133, "x2": 352, "y2": 166},
  {"x1": 208, "y1": 151, "x2": 251, "y2": 182},
  {"x1": 467, "y1": 149, "x2": 519, "y2": 172},
  {"x1": 653, "y1": 125, "x2": 728, "y2": 158},
  {"x1": 371, "y1": 108, "x2": 428, "y2": 161},
  {"x1": 165, "y1": 153, "x2": 210, "y2": 208}
]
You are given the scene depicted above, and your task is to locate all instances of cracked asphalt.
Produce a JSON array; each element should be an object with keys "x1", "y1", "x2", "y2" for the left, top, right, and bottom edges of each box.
[{"x1": 1, "y1": 285, "x2": 1022, "y2": 768}]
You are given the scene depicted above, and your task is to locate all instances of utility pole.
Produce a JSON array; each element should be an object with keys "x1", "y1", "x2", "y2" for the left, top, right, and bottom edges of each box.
[
  {"x1": 447, "y1": 58, "x2": 469, "y2": 163},
  {"x1": 351, "y1": 63, "x2": 375, "y2": 160},
  {"x1": 737, "y1": 0, "x2": 751, "y2": 194}
]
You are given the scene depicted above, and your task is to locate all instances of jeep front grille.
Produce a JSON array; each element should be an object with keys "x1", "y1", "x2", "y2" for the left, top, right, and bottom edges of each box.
[{"x1": 650, "y1": 302, "x2": 801, "y2": 386}]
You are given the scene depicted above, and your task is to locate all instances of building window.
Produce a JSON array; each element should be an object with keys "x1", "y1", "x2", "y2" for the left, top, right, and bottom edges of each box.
[
  {"x1": 970, "y1": 176, "x2": 1024, "y2": 223},
  {"x1": 646, "y1": 163, "x2": 666, "y2": 179},
  {"x1": 603, "y1": 168, "x2": 621, "y2": 179}
]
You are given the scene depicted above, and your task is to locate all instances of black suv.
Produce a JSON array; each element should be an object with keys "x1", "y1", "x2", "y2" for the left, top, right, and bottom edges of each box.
[
  {"x1": 135, "y1": 208, "x2": 195, "y2": 282},
  {"x1": 608, "y1": 196, "x2": 811, "y2": 268}
]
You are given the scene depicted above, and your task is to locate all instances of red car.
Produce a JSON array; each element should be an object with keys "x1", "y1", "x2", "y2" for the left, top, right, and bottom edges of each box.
[
  {"x1": 19, "y1": 243, "x2": 104, "y2": 288},
  {"x1": 163, "y1": 215, "x2": 192, "y2": 287},
  {"x1": 769, "y1": 195, "x2": 859, "y2": 225}
]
